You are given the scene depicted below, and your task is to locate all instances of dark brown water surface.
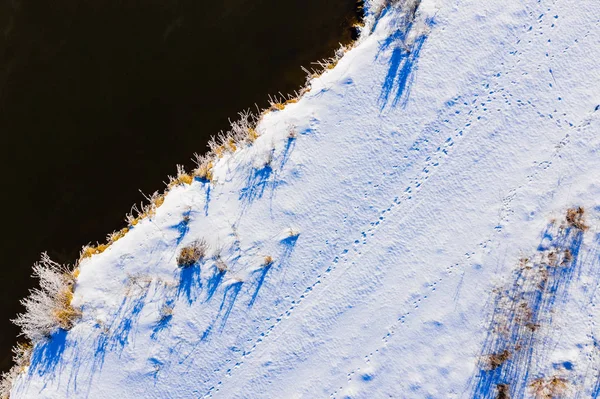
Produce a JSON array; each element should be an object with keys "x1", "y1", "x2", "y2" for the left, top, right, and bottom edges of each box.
[{"x1": 0, "y1": 0, "x2": 361, "y2": 371}]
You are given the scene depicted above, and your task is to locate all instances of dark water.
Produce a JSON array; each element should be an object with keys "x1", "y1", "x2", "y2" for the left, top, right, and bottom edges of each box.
[{"x1": 0, "y1": 0, "x2": 361, "y2": 371}]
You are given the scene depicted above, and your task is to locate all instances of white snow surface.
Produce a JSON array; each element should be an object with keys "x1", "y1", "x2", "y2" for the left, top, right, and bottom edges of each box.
[{"x1": 11, "y1": 0, "x2": 600, "y2": 397}]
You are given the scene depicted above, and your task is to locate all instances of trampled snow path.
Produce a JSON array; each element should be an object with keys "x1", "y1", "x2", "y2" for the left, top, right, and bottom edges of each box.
[{"x1": 10, "y1": 0, "x2": 600, "y2": 398}]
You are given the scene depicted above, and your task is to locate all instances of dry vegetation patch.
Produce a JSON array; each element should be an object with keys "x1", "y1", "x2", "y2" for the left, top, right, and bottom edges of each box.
[{"x1": 177, "y1": 240, "x2": 208, "y2": 267}]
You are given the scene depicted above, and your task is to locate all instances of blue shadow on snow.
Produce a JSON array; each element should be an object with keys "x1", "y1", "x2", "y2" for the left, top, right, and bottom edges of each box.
[
  {"x1": 177, "y1": 263, "x2": 202, "y2": 304},
  {"x1": 206, "y1": 269, "x2": 225, "y2": 302},
  {"x1": 29, "y1": 328, "x2": 68, "y2": 377},
  {"x1": 379, "y1": 28, "x2": 429, "y2": 110},
  {"x1": 248, "y1": 266, "x2": 271, "y2": 308},
  {"x1": 218, "y1": 281, "x2": 244, "y2": 332},
  {"x1": 171, "y1": 209, "x2": 191, "y2": 245},
  {"x1": 151, "y1": 299, "x2": 176, "y2": 340},
  {"x1": 279, "y1": 137, "x2": 296, "y2": 170},
  {"x1": 470, "y1": 221, "x2": 585, "y2": 399},
  {"x1": 240, "y1": 163, "x2": 273, "y2": 204}
]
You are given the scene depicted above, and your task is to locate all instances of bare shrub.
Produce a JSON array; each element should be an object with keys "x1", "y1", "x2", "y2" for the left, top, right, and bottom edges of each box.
[
  {"x1": 177, "y1": 240, "x2": 207, "y2": 267},
  {"x1": 13, "y1": 253, "x2": 81, "y2": 342}
]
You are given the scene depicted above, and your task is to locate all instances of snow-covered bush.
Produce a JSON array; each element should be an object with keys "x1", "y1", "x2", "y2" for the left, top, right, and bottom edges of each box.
[{"x1": 13, "y1": 253, "x2": 80, "y2": 342}]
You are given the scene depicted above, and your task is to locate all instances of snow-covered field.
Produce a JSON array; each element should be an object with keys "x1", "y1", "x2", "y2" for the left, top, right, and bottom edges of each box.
[{"x1": 9, "y1": 0, "x2": 600, "y2": 397}]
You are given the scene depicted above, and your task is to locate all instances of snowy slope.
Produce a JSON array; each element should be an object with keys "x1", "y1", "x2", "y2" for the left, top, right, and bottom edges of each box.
[{"x1": 10, "y1": 0, "x2": 600, "y2": 397}]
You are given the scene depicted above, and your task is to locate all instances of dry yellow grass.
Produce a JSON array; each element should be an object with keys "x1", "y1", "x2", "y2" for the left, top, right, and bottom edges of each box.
[
  {"x1": 193, "y1": 160, "x2": 214, "y2": 181},
  {"x1": 271, "y1": 102, "x2": 286, "y2": 111},
  {"x1": 107, "y1": 227, "x2": 130, "y2": 244},
  {"x1": 14, "y1": 342, "x2": 32, "y2": 371},
  {"x1": 247, "y1": 128, "x2": 260, "y2": 143},
  {"x1": 214, "y1": 145, "x2": 226, "y2": 158},
  {"x1": 326, "y1": 59, "x2": 339, "y2": 70},
  {"x1": 168, "y1": 173, "x2": 193, "y2": 188},
  {"x1": 54, "y1": 306, "x2": 81, "y2": 330},
  {"x1": 79, "y1": 243, "x2": 110, "y2": 261},
  {"x1": 151, "y1": 193, "x2": 165, "y2": 208},
  {"x1": 54, "y1": 283, "x2": 81, "y2": 330},
  {"x1": 226, "y1": 137, "x2": 237, "y2": 152},
  {"x1": 167, "y1": 165, "x2": 195, "y2": 189},
  {"x1": 129, "y1": 215, "x2": 141, "y2": 226}
]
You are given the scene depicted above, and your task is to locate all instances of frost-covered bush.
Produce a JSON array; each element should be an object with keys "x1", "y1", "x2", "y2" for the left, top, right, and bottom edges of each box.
[
  {"x1": 0, "y1": 343, "x2": 32, "y2": 399},
  {"x1": 13, "y1": 253, "x2": 80, "y2": 342}
]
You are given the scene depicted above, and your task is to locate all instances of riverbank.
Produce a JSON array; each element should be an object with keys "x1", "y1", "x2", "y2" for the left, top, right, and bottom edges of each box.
[{"x1": 0, "y1": 0, "x2": 361, "y2": 373}]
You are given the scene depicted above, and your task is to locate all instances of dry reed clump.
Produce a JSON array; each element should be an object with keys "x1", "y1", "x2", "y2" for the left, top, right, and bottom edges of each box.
[
  {"x1": 124, "y1": 190, "x2": 167, "y2": 229},
  {"x1": 177, "y1": 240, "x2": 208, "y2": 267},
  {"x1": 565, "y1": 206, "x2": 588, "y2": 231},
  {"x1": 79, "y1": 243, "x2": 110, "y2": 262},
  {"x1": 167, "y1": 164, "x2": 194, "y2": 189},
  {"x1": 192, "y1": 153, "x2": 215, "y2": 182},
  {"x1": 300, "y1": 47, "x2": 348, "y2": 83},
  {"x1": 13, "y1": 253, "x2": 81, "y2": 342},
  {"x1": 107, "y1": 227, "x2": 130, "y2": 244}
]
